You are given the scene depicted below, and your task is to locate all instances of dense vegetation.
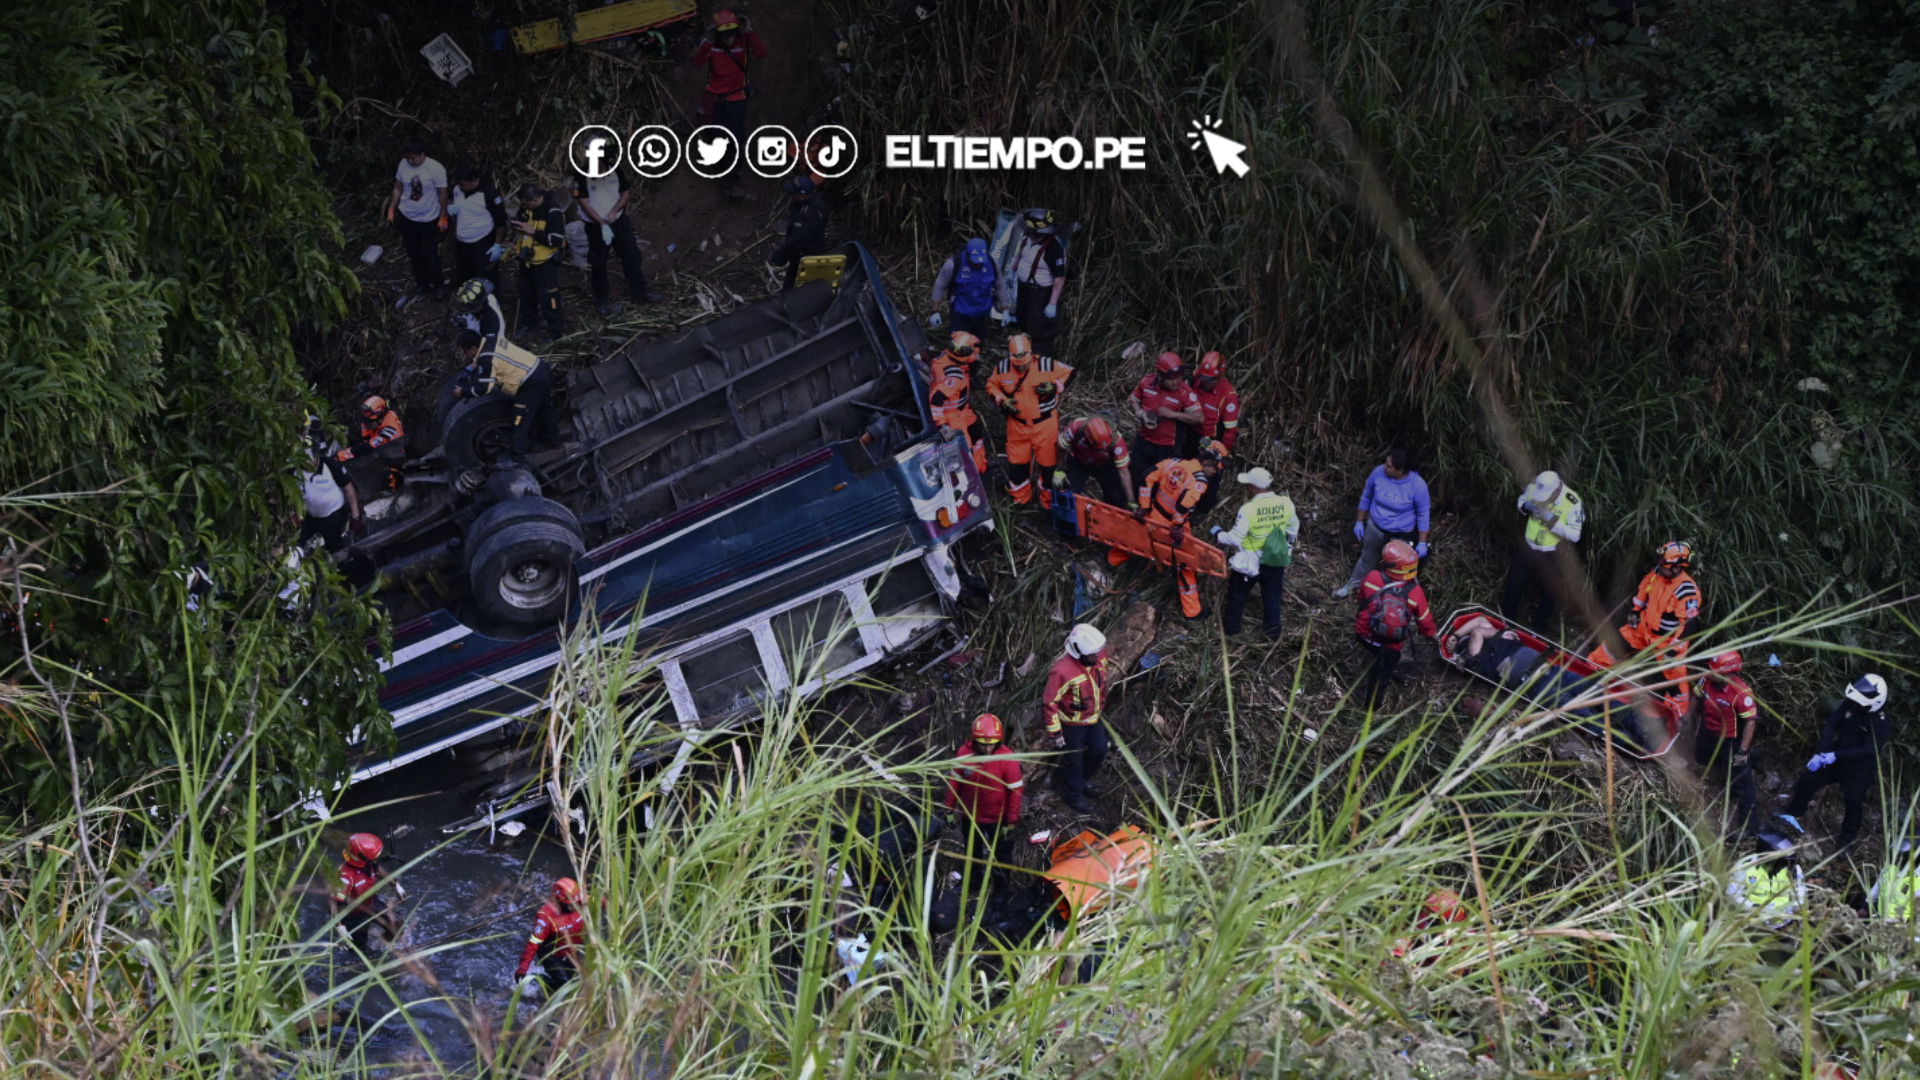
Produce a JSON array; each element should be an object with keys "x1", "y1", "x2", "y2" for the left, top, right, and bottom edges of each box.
[{"x1": 0, "y1": 1, "x2": 383, "y2": 813}]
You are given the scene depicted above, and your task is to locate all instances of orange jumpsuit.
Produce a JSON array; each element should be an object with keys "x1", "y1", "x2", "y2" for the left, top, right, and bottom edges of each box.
[
  {"x1": 984, "y1": 355, "x2": 1073, "y2": 506},
  {"x1": 1108, "y1": 458, "x2": 1208, "y2": 617},
  {"x1": 926, "y1": 350, "x2": 986, "y2": 473},
  {"x1": 1587, "y1": 568, "x2": 1701, "y2": 711}
]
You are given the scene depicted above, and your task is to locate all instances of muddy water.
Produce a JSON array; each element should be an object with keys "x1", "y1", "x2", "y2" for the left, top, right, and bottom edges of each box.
[{"x1": 301, "y1": 745, "x2": 575, "y2": 1068}]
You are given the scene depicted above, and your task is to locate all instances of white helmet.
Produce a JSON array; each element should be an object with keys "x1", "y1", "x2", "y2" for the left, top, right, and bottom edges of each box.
[
  {"x1": 1066, "y1": 623, "x2": 1106, "y2": 660},
  {"x1": 1525, "y1": 470, "x2": 1561, "y2": 504},
  {"x1": 1845, "y1": 673, "x2": 1889, "y2": 713}
]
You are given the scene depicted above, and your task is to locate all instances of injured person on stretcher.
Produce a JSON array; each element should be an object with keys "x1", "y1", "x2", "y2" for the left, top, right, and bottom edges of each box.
[{"x1": 1442, "y1": 610, "x2": 1676, "y2": 757}]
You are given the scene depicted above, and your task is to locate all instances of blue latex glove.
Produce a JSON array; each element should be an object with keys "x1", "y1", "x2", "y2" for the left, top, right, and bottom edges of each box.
[
  {"x1": 1807, "y1": 752, "x2": 1836, "y2": 772},
  {"x1": 1044, "y1": 303, "x2": 1057, "y2": 319},
  {"x1": 1415, "y1": 542, "x2": 1429, "y2": 558},
  {"x1": 486, "y1": 243, "x2": 505, "y2": 264},
  {"x1": 1352, "y1": 521, "x2": 1366, "y2": 543}
]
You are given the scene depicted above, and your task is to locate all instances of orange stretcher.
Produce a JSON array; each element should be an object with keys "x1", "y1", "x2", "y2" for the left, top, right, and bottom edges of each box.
[
  {"x1": 1041, "y1": 825, "x2": 1158, "y2": 920},
  {"x1": 511, "y1": 0, "x2": 696, "y2": 54},
  {"x1": 1056, "y1": 493, "x2": 1227, "y2": 578}
]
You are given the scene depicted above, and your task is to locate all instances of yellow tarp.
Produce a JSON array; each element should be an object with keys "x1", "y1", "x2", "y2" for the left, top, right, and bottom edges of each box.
[
  {"x1": 511, "y1": 0, "x2": 697, "y2": 55},
  {"x1": 1041, "y1": 826, "x2": 1157, "y2": 919}
]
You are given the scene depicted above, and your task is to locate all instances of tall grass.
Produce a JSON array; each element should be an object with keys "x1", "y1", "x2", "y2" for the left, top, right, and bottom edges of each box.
[{"x1": 10, "y1": 596, "x2": 1919, "y2": 1077}]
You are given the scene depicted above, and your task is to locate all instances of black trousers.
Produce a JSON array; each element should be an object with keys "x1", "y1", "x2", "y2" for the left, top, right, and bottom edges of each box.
[
  {"x1": 511, "y1": 365, "x2": 561, "y2": 456},
  {"x1": 1063, "y1": 458, "x2": 1128, "y2": 507},
  {"x1": 1788, "y1": 762, "x2": 1873, "y2": 846},
  {"x1": 298, "y1": 507, "x2": 350, "y2": 553},
  {"x1": 1053, "y1": 722, "x2": 1109, "y2": 802},
  {"x1": 1359, "y1": 639, "x2": 1402, "y2": 709},
  {"x1": 538, "y1": 951, "x2": 577, "y2": 995},
  {"x1": 586, "y1": 215, "x2": 650, "y2": 303},
  {"x1": 1223, "y1": 564, "x2": 1285, "y2": 638},
  {"x1": 453, "y1": 236, "x2": 499, "y2": 291},
  {"x1": 396, "y1": 216, "x2": 442, "y2": 293},
  {"x1": 1013, "y1": 281, "x2": 1059, "y2": 356},
  {"x1": 948, "y1": 310, "x2": 987, "y2": 337},
  {"x1": 1502, "y1": 546, "x2": 1562, "y2": 629},
  {"x1": 1693, "y1": 728, "x2": 1757, "y2": 833},
  {"x1": 1129, "y1": 435, "x2": 1179, "y2": 487},
  {"x1": 341, "y1": 909, "x2": 381, "y2": 954},
  {"x1": 957, "y1": 820, "x2": 1011, "y2": 893},
  {"x1": 517, "y1": 259, "x2": 564, "y2": 335}
]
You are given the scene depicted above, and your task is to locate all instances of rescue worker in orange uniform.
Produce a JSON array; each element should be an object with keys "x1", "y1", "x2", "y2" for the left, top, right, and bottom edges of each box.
[
  {"x1": 336, "y1": 395, "x2": 406, "y2": 491},
  {"x1": 1043, "y1": 624, "x2": 1110, "y2": 814},
  {"x1": 1587, "y1": 541, "x2": 1702, "y2": 712},
  {"x1": 330, "y1": 832, "x2": 399, "y2": 954},
  {"x1": 943, "y1": 713, "x2": 1023, "y2": 889},
  {"x1": 985, "y1": 333, "x2": 1074, "y2": 507},
  {"x1": 1184, "y1": 350, "x2": 1241, "y2": 456},
  {"x1": 925, "y1": 330, "x2": 987, "y2": 474},
  {"x1": 1691, "y1": 649, "x2": 1759, "y2": 833},
  {"x1": 515, "y1": 876, "x2": 587, "y2": 993},
  {"x1": 1052, "y1": 413, "x2": 1135, "y2": 510},
  {"x1": 1108, "y1": 440, "x2": 1225, "y2": 621}
]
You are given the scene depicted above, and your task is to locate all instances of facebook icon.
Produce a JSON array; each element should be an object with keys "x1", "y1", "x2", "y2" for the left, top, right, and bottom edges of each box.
[{"x1": 569, "y1": 125, "x2": 623, "y2": 179}]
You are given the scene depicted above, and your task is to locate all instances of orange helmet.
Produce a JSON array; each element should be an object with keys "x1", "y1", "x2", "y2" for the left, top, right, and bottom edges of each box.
[
  {"x1": 1083, "y1": 415, "x2": 1116, "y2": 446},
  {"x1": 1197, "y1": 351, "x2": 1224, "y2": 379},
  {"x1": 1707, "y1": 650, "x2": 1742, "y2": 675},
  {"x1": 1381, "y1": 539, "x2": 1419, "y2": 577},
  {"x1": 1154, "y1": 351, "x2": 1182, "y2": 375},
  {"x1": 1196, "y1": 438, "x2": 1227, "y2": 464},
  {"x1": 360, "y1": 395, "x2": 389, "y2": 422},
  {"x1": 1006, "y1": 334, "x2": 1033, "y2": 365},
  {"x1": 711, "y1": 8, "x2": 739, "y2": 31},
  {"x1": 1657, "y1": 540, "x2": 1692, "y2": 569},
  {"x1": 947, "y1": 330, "x2": 978, "y2": 358},
  {"x1": 553, "y1": 877, "x2": 583, "y2": 906},
  {"x1": 345, "y1": 833, "x2": 384, "y2": 866},
  {"x1": 969, "y1": 713, "x2": 1004, "y2": 743},
  {"x1": 1424, "y1": 889, "x2": 1468, "y2": 923}
]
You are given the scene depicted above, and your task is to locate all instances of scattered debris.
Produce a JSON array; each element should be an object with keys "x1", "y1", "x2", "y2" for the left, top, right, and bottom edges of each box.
[
  {"x1": 1796, "y1": 376, "x2": 1830, "y2": 394},
  {"x1": 1014, "y1": 652, "x2": 1038, "y2": 677},
  {"x1": 360, "y1": 245, "x2": 383, "y2": 264},
  {"x1": 419, "y1": 33, "x2": 475, "y2": 87}
]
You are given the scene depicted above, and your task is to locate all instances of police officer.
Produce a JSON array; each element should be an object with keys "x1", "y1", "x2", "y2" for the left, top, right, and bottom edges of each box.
[
  {"x1": 770, "y1": 176, "x2": 828, "y2": 291},
  {"x1": 454, "y1": 330, "x2": 559, "y2": 461},
  {"x1": 1782, "y1": 675, "x2": 1891, "y2": 848},
  {"x1": 1212, "y1": 467, "x2": 1298, "y2": 640},
  {"x1": 929, "y1": 237, "x2": 997, "y2": 337},
  {"x1": 1503, "y1": 470, "x2": 1585, "y2": 628},
  {"x1": 511, "y1": 184, "x2": 568, "y2": 343}
]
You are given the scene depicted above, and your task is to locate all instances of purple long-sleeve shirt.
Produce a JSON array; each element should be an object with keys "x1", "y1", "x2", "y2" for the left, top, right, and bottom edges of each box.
[{"x1": 1357, "y1": 466, "x2": 1430, "y2": 533}]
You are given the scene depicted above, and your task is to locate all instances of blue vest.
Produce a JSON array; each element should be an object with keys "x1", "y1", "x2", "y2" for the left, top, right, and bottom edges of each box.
[{"x1": 952, "y1": 255, "x2": 996, "y2": 318}]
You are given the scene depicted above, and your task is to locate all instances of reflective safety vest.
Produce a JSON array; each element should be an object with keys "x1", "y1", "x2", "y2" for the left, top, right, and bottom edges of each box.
[
  {"x1": 514, "y1": 207, "x2": 563, "y2": 265},
  {"x1": 1224, "y1": 491, "x2": 1297, "y2": 566},
  {"x1": 929, "y1": 371, "x2": 977, "y2": 431},
  {"x1": 1631, "y1": 569, "x2": 1700, "y2": 645},
  {"x1": 1729, "y1": 860, "x2": 1801, "y2": 926},
  {"x1": 1138, "y1": 458, "x2": 1206, "y2": 524},
  {"x1": 1523, "y1": 486, "x2": 1585, "y2": 551},
  {"x1": 986, "y1": 356, "x2": 1073, "y2": 422},
  {"x1": 480, "y1": 337, "x2": 543, "y2": 396},
  {"x1": 1875, "y1": 867, "x2": 1920, "y2": 923}
]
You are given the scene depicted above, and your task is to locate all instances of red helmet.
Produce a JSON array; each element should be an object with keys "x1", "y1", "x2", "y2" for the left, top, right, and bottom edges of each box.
[
  {"x1": 1197, "y1": 351, "x2": 1224, "y2": 378},
  {"x1": 360, "y1": 395, "x2": 388, "y2": 423},
  {"x1": 1083, "y1": 415, "x2": 1116, "y2": 446},
  {"x1": 1154, "y1": 351, "x2": 1183, "y2": 375},
  {"x1": 1381, "y1": 539, "x2": 1419, "y2": 576},
  {"x1": 710, "y1": 8, "x2": 739, "y2": 31},
  {"x1": 553, "y1": 877, "x2": 583, "y2": 906},
  {"x1": 947, "y1": 330, "x2": 979, "y2": 358},
  {"x1": 1006, "y1": 334, "x2": 1034, "y2": 365},
  {"x1": 1657, "y1": 540, "x2": 1692, "y2": 569},
  {"x1": 969, "y1": 713, "x2": 1004, "y2": 743},
  {"x1": 345, "y1": 833, "x2": 383, "y2": 866},
  {"x1": 1424, "y1": 889, "x2": 1468, "y2": 923},
  {"x1": 1708, "y1": 650, "x2": 1742, "y2": 675}
]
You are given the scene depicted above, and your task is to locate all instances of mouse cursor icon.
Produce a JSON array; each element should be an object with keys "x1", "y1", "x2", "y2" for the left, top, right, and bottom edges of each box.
[{"x1": 1189, "y1": 116, "x2": 1249, "y2": 177}]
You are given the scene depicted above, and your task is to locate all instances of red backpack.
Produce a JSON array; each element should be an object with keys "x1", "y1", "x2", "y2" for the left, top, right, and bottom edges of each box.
[{"x1": 1364, "y1": 580, "x2": 1414, "y2": 644}]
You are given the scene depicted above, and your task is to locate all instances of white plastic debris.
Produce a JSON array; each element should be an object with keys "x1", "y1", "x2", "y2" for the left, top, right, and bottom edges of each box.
[
  {"x1": 1302, "y1": 728, "x2": 1319, "y2": 742},
  {"x1": 498, "y1": 820, "x2": 527, "y2": 838},
  {"x1": 833, "y1": 933, "x2": 893, "y2": 987},
  {"x1": 1028, "y1": 829, "x2": 1053, "y2": 845},
  {"x1": 419, "y1": 33, "x2": 474, "y2": 87},
  {"x1": 360, "y1": 245, "x2": 383, "y2": 264}
]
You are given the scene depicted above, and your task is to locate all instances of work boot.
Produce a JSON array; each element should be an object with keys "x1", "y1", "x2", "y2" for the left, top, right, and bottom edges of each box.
[
  {"x1": 636, "y1": 290, "x2": 665, "y2": 304},
  {"x1": 1183, "y1": 606, "x2": 1211, "y2": 622},
  {"x1": 596, "y1": 302, "x2": 624, "y2": 317},
  {"x1": 1331, "y1": 583, "x2": 1356, "y2": 600},
  {"x1": 1063, "y1": 794, "x2": 1095, "y2": 814}
]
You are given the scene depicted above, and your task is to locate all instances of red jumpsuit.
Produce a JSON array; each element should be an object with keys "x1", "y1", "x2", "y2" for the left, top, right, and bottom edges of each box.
[
  {"x1": 1193, "y1": 375, "x2": 1240, "y2": 453},
  {"x1": 330, "y1": 860, "x2": 384, "y2": 950},
  {"x1": 515, "y1": 900, "x2": 586, "y2": 985},
  {"x1": 944, "y1": 743, "x2": 1024, "y2": 825},
  {"x1": 1108, "y1": 458, "x2": 1208, "y2": 618}
]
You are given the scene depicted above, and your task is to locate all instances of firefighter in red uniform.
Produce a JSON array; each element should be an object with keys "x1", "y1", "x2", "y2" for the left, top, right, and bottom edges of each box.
[
  {"x1": 690, "y1": 9, "x2": 767, "y2": 196},
  {"x1": 515, "y1": 876, "x2": 588, "y2": 993},
  {"x1": 1108, "y1": 440, "x2": 1225, "y2": 621},
  {"x1": 336, "y1": 394, "x2": 407, "y2": 491},
  {"x1": 1353, "y1": 540, "x2": 1437, "y2": 708},
  {"x1": 1052, "y1": 413, "x2": 1135, "y2": 510},
  {"x1": 943, "y1": 713, "x2": 1023, "y2": 889},
  {"x1": 1043, "y1": 624, "x2": 1110, "y2": 814},
  {"x1": 985, "y1": 333, "x2": 1074, "y2": 507},
  {"x1": 1691, "y1": 649, "x2": 1759, "y2": 832},
  {"x1": 1184, "y1": 350, "x2": 1241, "y2": 456},
  {"x1": 1587, "y1": 541, "x2": 1702, "y2": 713},
  {"x1": 1129, "y1": 352, "x2": 1202, "y2": 480},
  {"x1": 925, "y1": 330, "x2": 987, "y2": 474},
  {"x1": 330, "y1": 832, "x2": 399, "y2": 954}
]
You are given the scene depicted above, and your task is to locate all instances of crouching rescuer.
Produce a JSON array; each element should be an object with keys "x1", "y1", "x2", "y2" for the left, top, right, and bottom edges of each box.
[{"x1": 515, "y1": 877, "x2": 587, "y2": 994}]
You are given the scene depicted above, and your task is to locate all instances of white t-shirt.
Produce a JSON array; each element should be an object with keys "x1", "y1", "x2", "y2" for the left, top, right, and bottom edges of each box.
[
  {"x1": 302, "y1": 460, "x2": 346, "y2": 518},
  {"x1": 578, "y1": 173, "x2": 625, "y2": 223},
  {"x1": 448, "y1": 184, "x2": 497, "y2": 243},
  {"x1": 395, "y1": 157, "x2": 448, "y2": 224}
]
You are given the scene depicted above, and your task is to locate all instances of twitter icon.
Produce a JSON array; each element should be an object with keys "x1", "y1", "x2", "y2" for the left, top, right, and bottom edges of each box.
[{"x1": 685, "y1": 124, "x2": 740, "y2": 179}]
